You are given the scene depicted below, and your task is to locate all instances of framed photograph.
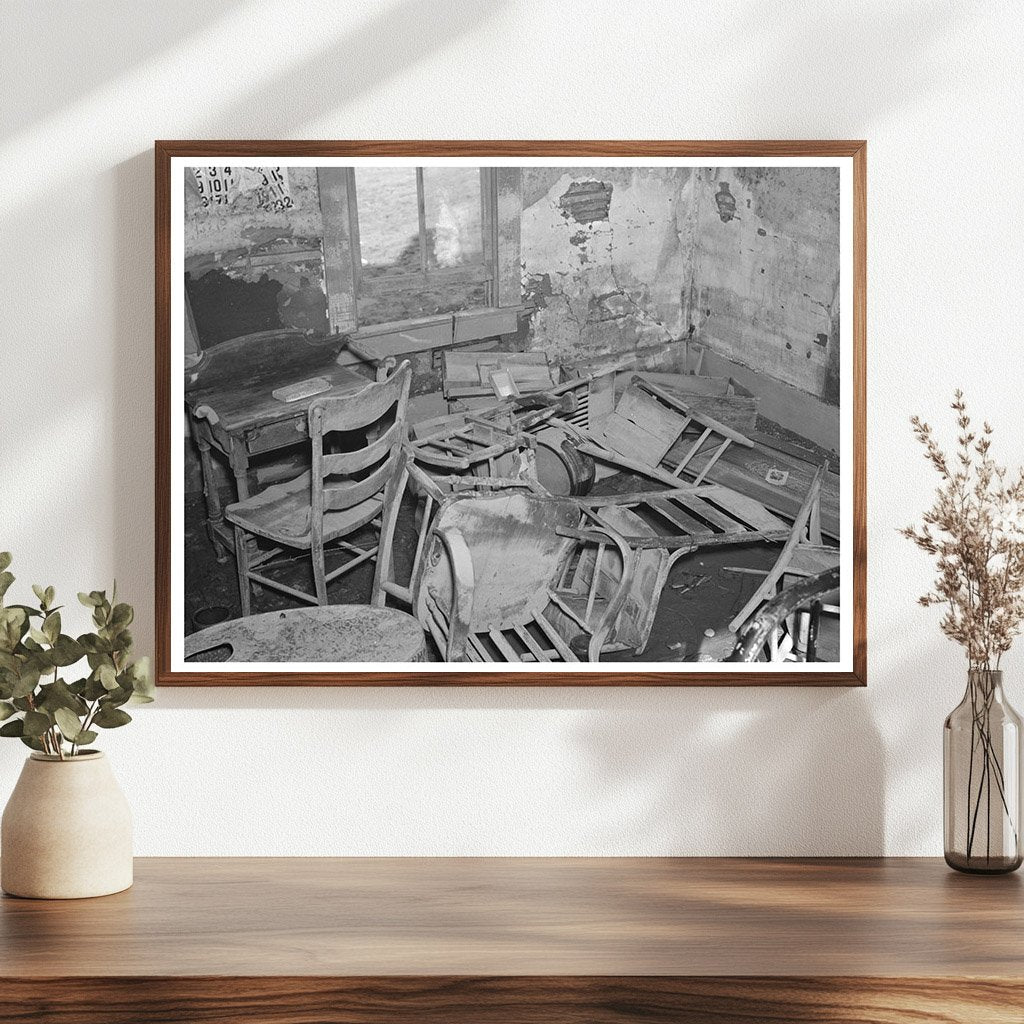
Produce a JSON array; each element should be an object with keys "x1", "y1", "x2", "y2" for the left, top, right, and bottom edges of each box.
[{"x1": 156, "y1": 141, "x2": 865, "y2": 686}]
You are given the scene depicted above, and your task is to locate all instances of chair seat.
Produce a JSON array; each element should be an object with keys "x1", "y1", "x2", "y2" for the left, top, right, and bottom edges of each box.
[{"x1": 226, "y1": 471, "x2": 382, "y2": 548}]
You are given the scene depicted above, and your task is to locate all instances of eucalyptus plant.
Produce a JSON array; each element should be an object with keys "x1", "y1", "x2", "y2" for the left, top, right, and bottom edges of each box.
[{"x1": 0, "y1": 553, "x2": 153, "y2": 759}]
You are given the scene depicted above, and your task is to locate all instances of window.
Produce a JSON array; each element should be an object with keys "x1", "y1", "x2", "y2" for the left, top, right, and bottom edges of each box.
[{"x1": 347, "y1": 167, "x2": 497, "y2": 327}]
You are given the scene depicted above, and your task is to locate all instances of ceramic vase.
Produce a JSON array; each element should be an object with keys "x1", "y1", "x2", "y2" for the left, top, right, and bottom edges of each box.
[{"x1": 1, "y1": 751, "x2": 133, "y2": 898}]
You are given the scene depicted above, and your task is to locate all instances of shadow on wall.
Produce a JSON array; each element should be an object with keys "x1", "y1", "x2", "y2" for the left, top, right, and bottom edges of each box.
[
  {"x1": 572, "y1": 688, "x2": 884, "y2": 856},
  {"x1": 0, "y1": 1, "x2": 246, "y2": 138},
  {"x1": 146, "y1": 682, "x2": 885, "y2": 856},
  {"x1": 196, "y1": 0, "x2": 509, "y2": 138},
  {"x1": 732, "y1": 0, "x2": 972, "y2": 130}
]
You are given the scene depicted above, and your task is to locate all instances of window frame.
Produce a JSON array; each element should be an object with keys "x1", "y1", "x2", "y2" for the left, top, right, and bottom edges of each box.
[{"x1": 345, "y1": 166, "x2": 499, "y2": 327}]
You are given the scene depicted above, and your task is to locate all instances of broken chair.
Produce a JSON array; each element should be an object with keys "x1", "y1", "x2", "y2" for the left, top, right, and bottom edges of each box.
[
  {"x1": 411, "y1": 485, "x2": 635, "y2": 663},
  {"x1": 726, "y1": 466, "x2": 840, "y2": 661}
]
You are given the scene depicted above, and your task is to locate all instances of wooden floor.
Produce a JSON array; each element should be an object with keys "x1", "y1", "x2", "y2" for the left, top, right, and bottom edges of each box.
[{"x1": 2, "y1": 857, "x2": 1022, "y2": 1022}]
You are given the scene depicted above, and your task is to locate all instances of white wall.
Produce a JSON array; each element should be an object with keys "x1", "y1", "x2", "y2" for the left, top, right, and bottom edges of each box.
[{"x1": 1, "y1": 0, "x2": 1022, "y2": 856}]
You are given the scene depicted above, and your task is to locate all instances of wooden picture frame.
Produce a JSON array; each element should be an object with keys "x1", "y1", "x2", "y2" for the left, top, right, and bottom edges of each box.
[{"x1": 156, "y1": 141, "x2": 866, "y2": 686}]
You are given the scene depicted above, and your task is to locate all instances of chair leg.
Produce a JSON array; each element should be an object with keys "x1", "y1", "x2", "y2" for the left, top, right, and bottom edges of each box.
[
  {"x1": 371, "y1": 465, "x2": 408, "y2": 607},
  {"x1": 234, "y1": 526, "x2": 252, "y2": 617},
  {"x1": 311, "y1": 541, "x2": 328, "y2": 605}
]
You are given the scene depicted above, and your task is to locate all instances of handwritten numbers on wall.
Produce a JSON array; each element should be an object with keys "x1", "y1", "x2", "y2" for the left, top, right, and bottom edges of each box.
[{"x1": 192, "y1": 167, "x2": 293, "y2": 212}]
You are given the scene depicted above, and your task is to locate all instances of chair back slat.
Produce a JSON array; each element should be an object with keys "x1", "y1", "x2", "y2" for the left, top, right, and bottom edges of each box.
[
  {"x1": 320, "y1": 419, "x2": 405, "y2": 478},
  {"x1": 322, "y1": 449, "x2": 404, "y2": 513},
  {"x1": 309, "y1": 362, "x2": 411, "y2": 436}
]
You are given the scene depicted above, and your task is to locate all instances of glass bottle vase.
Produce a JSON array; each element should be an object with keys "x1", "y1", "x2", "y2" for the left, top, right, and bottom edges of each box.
[{"x1": 944, "y1": 669, "x2": 1023, "y2": 873}]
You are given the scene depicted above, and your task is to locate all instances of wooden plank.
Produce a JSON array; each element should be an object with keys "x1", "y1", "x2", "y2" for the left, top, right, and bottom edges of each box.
[
  {"x1": 624, "y1": 371, "x2": 759, "y2": 434},
  {"x1": 614, "y1": 386, "x2": 687, "y2": 461},
  {"x1": 675, "y1": 494, "x2": 746, "y2": 533},
  {"x1": 634, "y1": 377, "x2": 754, "y2": 448},
  {"x1": 495, "y1": 167, "x2": 522, "y2": 307},
  {"x1": 316, "y1": 168, "x2": 358, "y2": 333},
  {"x1": 698, "y1": 485, "x2": 787, "y2": 531},
  {"x1": 644, "y1": 497, "x2": 712, "y2": 537},
  {"x1": 687, "y1": 442, "x2": 841, "y2": 540},
  {"x1": 588, "y1": 371, "x2": 616, "y2": 427},
  {"x1": 2, "y1": 976, "x2": 1022, "y2": 1024},
  {"x1": 2, "y1": 857, "x2": 1023, "y2": 978},
  {"x1": 592, "y1": 412, "x2": 662, "y2": 464}
]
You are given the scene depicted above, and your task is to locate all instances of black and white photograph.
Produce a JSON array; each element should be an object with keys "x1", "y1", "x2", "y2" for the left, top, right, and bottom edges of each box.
[{"x1": 162, "y1": 149, "x2": 862, "y2": 681}]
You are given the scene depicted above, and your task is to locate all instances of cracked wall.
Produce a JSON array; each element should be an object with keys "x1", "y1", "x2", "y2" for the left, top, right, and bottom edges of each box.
[
  {"x1": 183, "y1": 167, "x2": 328, "y2": 342},
  {"x1": 520, "y1": 166, "x2": 840, "y2": 401}
]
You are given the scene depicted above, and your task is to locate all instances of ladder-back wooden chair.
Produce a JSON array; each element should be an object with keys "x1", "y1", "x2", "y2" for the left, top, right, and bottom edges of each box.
[{"x1": 225, "y1": 362, "x2": 412, "y2": 615}]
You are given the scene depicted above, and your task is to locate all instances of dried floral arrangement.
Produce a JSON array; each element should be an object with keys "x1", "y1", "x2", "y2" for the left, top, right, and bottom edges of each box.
[
  {"x1": 902, "y1": 390, "x2": 1024, "y2": 671},
  {"x1": 0, "y1": 553, "x2": 153, "y2": 759},
  {"x1": 903, "y1": 391, "x2": 1024, "y2": 868}
]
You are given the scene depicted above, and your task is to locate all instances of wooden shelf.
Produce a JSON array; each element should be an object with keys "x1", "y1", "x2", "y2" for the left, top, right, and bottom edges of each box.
[{"x1": 2, "y1": 857, "x2": 1022, "y2": 1022}]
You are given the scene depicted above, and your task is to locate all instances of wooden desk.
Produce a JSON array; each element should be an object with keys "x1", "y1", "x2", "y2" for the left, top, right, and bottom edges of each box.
[
  {"x1": 1, "y1": 858, "x2": 1021, "y2": 1023},
  {"x1": 185, "y1": 330, "x2": 370, "y2": 558}
]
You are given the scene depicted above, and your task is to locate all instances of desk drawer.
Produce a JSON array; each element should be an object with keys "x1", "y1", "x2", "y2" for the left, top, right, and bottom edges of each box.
[{"x1": 245, "y1": 417, "x2": 308, "y2": 455}]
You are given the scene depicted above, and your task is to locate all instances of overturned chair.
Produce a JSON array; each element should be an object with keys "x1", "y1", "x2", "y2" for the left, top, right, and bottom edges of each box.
[
  {"x1": 225, "y1": 361, "x2": 412, "y2": 614},
  {"x1": 404, "y1": 469, "x2": 635, "y2": 663}
]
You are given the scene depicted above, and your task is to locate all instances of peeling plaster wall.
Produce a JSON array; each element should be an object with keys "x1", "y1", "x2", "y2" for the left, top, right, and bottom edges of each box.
[
  {"x1": 521, "y1": 166, "x2": 840, "y2": 400},
  {"x1": 183, "y1": 167, "x2": 328, "y2": 340}
]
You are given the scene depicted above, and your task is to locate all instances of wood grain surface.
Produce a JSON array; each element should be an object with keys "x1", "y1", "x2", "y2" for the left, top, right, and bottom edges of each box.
[
  {"x1": 156, "y1": 140, "x2": 867, "y2": 687},
  {"x1": 2, "y1": 857, "x2": 1020, "y2": 1023}
]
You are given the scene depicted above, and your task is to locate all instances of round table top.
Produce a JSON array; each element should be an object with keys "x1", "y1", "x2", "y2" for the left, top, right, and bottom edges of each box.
[{"x1": 184, "y1": 605, "x2": 426, "y2": 663}]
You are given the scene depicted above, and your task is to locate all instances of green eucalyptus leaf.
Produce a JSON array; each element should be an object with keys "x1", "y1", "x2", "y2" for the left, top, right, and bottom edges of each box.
[
  {"x1": 22, "y1": 710, "x2": 51, "y2": 738},
  {"x1": 12, "y1": 697, "x2": 33, "y2": 712},
  {"x1": 50, "y1": 635, "x2": 85, "y2": 667},
  {"x1": 83, "y1": 638, "x2": 113, "y2": 659},
  {"x1": 19, "y1": 734, "x2": 45, "y2": 752},
  {"x1": 11, "y1": 665, "x2": 41, "y2": 699},
  {"x1": 0, "y1": 718, "x2": 24, "y2": 738},
  {"x1": 0, "y1": 572, "x2": 14, "y2": 602},
  {"x1": 27, "y1": 627, "x2": 48, "y2": 646},
  {"x1": 75, "y1": 730, "x2": 98, "y2": 746},
  {"x1": 0, "y1": 700, "x2": 15, "y2": 721},
  {"x1": 0, "y1": 607, "x2": 27, "y2": 651},
  {"x1": 0, "y1": 552, "x2": 11, "y2": 573},
  {"x1": 110, "y1": 603, "x2": 133, "y2": 629},
  {"x1": 98, "y1": 663, "x2": 118, "y2": 690},
  {"x1": 53, "y1": 707, "x2": 85, "y2": 741},
  {"x1": 37, "y1": 679, "x2": 88, "y2": 716},
  {"x1": 31, "y1": 584, "x2": 47, "y2": 608},
  {"x1": 83, "y1": 675, "x2": 108, "y2": 701},
  {"x1": 44, "y1": 586, "x2": 55, "y2": 608},
  {"x1": 78, "y1": 592, "x2": 99, "y2": 608},
  {"x1": 42, "y1": 611, "x2": 60, "y2": 643},
  {"x1": 104, "y1": 685, "x2": 132, "y2": 708},
  {"x1": 9, "y1": 604, "x2": 43, "y2": 619},
  {"x1": 93, "y1": 705, "x2": 131, "y2": 729}
]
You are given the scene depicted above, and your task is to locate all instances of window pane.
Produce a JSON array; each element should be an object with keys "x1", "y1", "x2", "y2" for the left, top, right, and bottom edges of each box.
[
  {"x1": 354, "y1": 167, "x2": 420, "y2": 272},
  {"x1": 423, "y1": 168, "x2": 484, "y2": 268}
]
